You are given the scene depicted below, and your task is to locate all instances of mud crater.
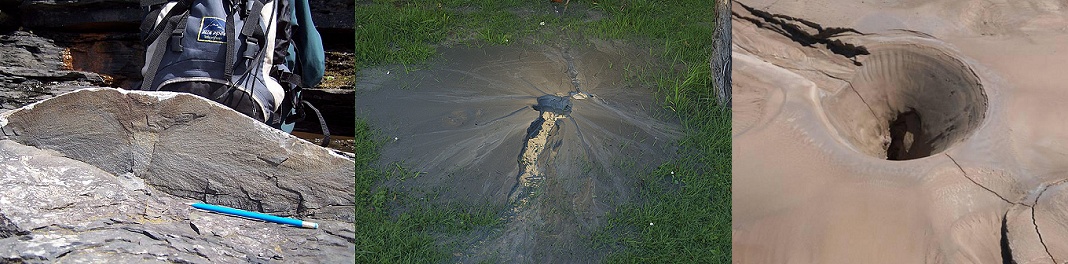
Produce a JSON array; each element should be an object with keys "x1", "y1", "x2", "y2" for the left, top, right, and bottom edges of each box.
[{"x1": 823, "y1": 45, "x2": 987, "y2": 160}]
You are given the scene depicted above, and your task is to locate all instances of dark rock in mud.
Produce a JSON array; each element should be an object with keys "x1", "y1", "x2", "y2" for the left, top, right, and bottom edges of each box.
[
  {"x1": 533, "y1": 94, "x2": 572, "y2": 115},
  {"x1": 0, "y1": 87, "x2": 356, "y2": 262}
]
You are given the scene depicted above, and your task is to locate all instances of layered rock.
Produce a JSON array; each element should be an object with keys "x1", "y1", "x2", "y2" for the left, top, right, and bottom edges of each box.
[
  {"x1": 0, "y1": 88, "x2": 356, "y2": 262},
  {"x1": 0, "y1": 31, "x2": 106, "y2": 109},
  {"x1": 309, "y1": 0, "x2": 354, "y2": 31},
  {"x1": 42, "y1": 31, "x2": 144, "y2": 89},
  {"x1": 2, "y1": 88, "x2": 356, "y2": 219},
  {"x1": 18, "y1": 0, "x2": 141, "y2": 30}
]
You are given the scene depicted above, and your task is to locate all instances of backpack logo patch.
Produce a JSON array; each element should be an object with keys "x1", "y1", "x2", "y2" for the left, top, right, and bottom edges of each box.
[{"x1": 197, "y1": 17, "x2": 227, "y2": 43}]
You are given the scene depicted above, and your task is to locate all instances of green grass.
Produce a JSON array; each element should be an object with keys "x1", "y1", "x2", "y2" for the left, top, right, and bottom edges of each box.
[
  {"x1": 355, "y1": 0, "x2": 556, "y2": 68},
  {"x1": 355, "y1": 0, "x2": 728, "y2": 262},
  {"x1": 596, "y1": 104, "x2": 730, "y2": 263},
  {"x1": 579, "y1": 1, "x2": 728, "y2": 263},
  {"x1": 353, "y1": 119, "x2": 501, "y2": 263}
]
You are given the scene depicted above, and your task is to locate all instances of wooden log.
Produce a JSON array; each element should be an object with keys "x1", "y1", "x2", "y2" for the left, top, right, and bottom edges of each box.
[{"x1": 712, "y1": 0, "x2": 732, "y2": 107}]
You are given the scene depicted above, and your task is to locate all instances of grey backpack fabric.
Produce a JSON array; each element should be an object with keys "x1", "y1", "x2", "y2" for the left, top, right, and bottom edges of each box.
[{"x1": 140, "y1": 0, "x2": 296, "y2": 127}]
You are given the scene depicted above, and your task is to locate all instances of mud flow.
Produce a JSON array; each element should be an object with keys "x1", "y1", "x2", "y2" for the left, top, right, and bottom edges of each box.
[
  {"x1": 355, "y1": 42, "x2": 681, "y2": 262},
  {"x1": 822, "y1": 46, "x2": 987, "y2": 160}
]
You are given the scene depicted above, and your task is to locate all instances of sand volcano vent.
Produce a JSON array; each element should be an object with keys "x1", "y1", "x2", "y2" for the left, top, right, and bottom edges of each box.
[
  {"x1": 823, "y1": 45, "x2": 988, "y2": 160},
  {"x1": 356, "y1": 42, "x2": 681, "y2": 262}
]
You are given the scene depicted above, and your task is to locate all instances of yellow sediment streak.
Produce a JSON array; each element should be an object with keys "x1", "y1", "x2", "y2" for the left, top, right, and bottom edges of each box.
[{"x1": 511, "y1": 111, "x2": 564, "y2": 207}]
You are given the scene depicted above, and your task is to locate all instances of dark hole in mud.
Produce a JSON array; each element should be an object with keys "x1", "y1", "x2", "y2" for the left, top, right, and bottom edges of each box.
[
  {"x1": 822, "y1": 46, "x2": 987, "y2": 160},
  {"x1": 886, "y1": 110, "x2": 931, "y2": 160}
]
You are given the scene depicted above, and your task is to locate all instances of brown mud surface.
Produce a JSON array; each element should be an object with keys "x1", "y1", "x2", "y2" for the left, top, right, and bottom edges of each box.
[
  {"x1": 733, "y1": 0, "x2": 1068, "y2": 263},
  {"x1": 355, "y1": 41, "x2": 681, "y2": 262}
]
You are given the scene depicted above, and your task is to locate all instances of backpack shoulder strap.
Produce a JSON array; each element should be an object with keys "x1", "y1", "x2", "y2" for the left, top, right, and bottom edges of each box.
[
  {"x1": 139, "y1": 0, "x2": 192, "y2": 44},
  {"x1": 239, "y1": 0, "x2": 266, "y2": 60},
  {"x1": 288, "y1": 0, "x2": 324, "y2": 88},
  {"x1": 139, "y1": 0, "x2": 194, "y2": 90}
]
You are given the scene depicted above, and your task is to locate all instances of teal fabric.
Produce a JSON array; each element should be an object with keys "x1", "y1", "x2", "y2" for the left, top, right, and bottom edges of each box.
[
  {"x1": 280, "y1": 122, "x2": 296, "y2": 133},
  {"x1": 286, "y1": 0, "x2": 325, "y2": 88},
  {"x1": 280, "y1": 0, "x2": 324, "y2": 133}
]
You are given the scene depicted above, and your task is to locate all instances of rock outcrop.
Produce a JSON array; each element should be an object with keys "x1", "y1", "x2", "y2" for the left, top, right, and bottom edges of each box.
[
  {"x1": 0, "y1": 9, "x2": 16, "y2": 32},
  {"x1": 18, "y1": 0, "x2": 140, "y2": 30},
  {"x1": 2, "y1": 88, "x2": 356, "y2": 220},
  {"x1": 309, "y1": 0, "x2": 354, "y2": 31},
  {"x1": 0, "y1": 31, "x2": 106, "y2": 109},
  {"x1": 0, "y1": 88, "x2": 356, "y2": 262}
]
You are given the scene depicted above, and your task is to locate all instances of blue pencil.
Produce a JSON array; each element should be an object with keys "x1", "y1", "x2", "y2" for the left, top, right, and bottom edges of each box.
[{"x1": 190, "y1": 203, "x2": 319, "y2": 229}]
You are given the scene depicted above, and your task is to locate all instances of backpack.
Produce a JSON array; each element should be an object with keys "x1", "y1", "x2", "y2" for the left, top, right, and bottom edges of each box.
[{"x1": 138, "y1": 0, "x2": 330, "y2": 146}]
